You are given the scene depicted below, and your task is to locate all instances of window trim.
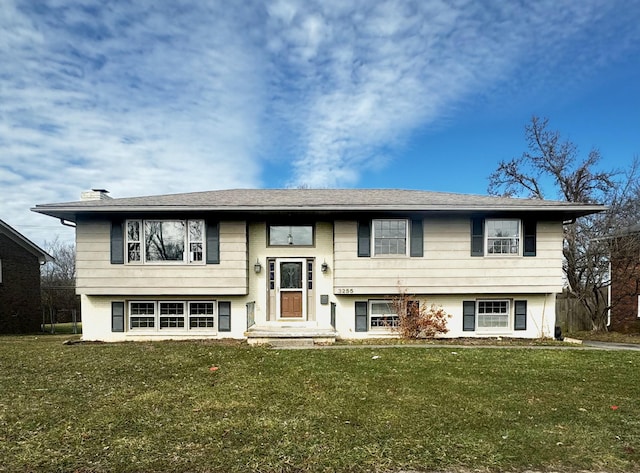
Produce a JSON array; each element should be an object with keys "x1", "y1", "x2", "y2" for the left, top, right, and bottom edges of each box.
[
  {"x1": 485, "y1": 218, "x2": 521, "y2": 257},
  {"x1": 369, "y1": 299, "x2": 398, "y2": 331},
  {"x1": 128, "y1": 300, "x2": 217, "y2": 332},
  {"x1": 267, "y1": 224, "x2": 315, "y2": 247},
  {"x1": 129, "y1": 301, "x2": 157, "y2": 330},
  {"x1": 476, "y1": 299, "x2": 511, "y2": 332},
  {"x1": 158, "y1": 301, "x2": 187, "y2": 329},
  {"x1": 188, "y1": 301, "x2": 216, "y2": 330},
  {"x1": 125, "y1": 219, "x2": 206, "y2": 265},
  {"x1": 372, "y1": 219, "x2": 409, "y2": 257}
]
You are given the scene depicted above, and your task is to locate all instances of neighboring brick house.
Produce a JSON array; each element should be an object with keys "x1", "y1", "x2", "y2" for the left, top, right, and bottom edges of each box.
[
  {"x1": 0, "y1": 219, "x2": 53, "y2": 333},
  {"x1": 609, "y1": 224, "x2": 640, "y2": 333}
]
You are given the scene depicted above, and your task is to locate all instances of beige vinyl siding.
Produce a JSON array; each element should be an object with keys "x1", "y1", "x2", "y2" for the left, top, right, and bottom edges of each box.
[
  {"x1": 333, "y1": 218, "x2": 563, "y2": 294},
  {"x1": 76, "y1": 220, "x2": 248, "y2": 295}
]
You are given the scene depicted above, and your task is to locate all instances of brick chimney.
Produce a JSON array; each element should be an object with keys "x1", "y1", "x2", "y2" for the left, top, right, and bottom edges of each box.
[{"x1": 80, "y1": 189, "x2": 112, "y2": 201}]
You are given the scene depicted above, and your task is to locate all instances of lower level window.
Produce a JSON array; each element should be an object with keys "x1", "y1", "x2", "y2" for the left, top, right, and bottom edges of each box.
[
  {"x1": 189, "y1": 302, "x2": 215, "y2": 328},
  {"x1": 370, "y1": 300, "x2": 398, "y2": 330},
  {"x1": 160, "y1": 302, "x2": 185, "y2": 328},
  {"x1": 477, "y1": 300, "x2": 509, "y2": 330},
  {"x1": 130, "y1": 302, "x2": 156, "y2": 328},
  {"x1": 129, "y1": 301, "x2": 216, "y2": 331}
]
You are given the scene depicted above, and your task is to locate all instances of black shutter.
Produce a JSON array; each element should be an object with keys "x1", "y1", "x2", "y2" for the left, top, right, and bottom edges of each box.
[
  {"x1": 514, "y1": 300, "x2": 527, "y2": 330},
  {"x1": 110, "y1": 221, "x2": 124, "y2": 264},
  {"x1": 112, "y1": 301, "x2": 124, "y2": 332},
  {"x1": 206, "y1": 221, "x2": 220, "y2": 264},
  {"x1": 410, "y1": 219, "x2": 423, "y2": 257},
  {"x1": 523, "y1": 220, "x2": 537, "y2": 257},
  {"x1": 357, "y1": 221, "x2": 370, "y2": 257},
  {"x1": 218, "y1": 301, "x2": 231, "y2": 332},
  {"x1": 471, "y1": 217, "x2": 484, "y2": 256},
  {"x1": 355, "y1": 301, "x2": 368, "y2": 332},
  {"x1": 463, "y1": 300, "x2": 476, "y2": 331}
]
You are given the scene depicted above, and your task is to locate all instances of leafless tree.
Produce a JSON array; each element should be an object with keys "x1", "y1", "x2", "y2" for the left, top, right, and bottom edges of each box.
[
  {"x1": 41, "y1": 238, "x2": 80, "y2": 323},
  {"x1": 488, "y1": 116, "x2": 640, "y2": 330}
]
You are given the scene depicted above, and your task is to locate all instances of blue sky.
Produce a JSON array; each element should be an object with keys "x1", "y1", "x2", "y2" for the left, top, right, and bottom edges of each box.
[{"x1": 1, "y1": 0, "x2": 639, "y2": 246}]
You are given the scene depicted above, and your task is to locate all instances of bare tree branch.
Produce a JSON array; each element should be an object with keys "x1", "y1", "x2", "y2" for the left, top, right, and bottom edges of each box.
[{"x1": 488, "y1": 118, "x2": 640, "y2": 331}]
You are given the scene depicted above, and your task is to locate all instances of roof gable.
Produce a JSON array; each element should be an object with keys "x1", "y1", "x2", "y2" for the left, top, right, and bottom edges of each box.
[{"x1": 0, "y1": 219, "x2": 53, "y2": 263}]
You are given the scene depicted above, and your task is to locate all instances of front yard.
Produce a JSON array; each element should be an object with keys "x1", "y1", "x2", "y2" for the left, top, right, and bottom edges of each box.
[{"x1": 1, "y1": 336, "x2": 639, "y2": 472}]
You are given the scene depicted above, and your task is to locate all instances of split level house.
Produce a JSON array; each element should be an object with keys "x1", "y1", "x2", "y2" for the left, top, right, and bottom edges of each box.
[
  {"x1": 0, "y1": 219, "x2": 53, "y2": 333},
  {"x1": 32, "y1": 188, "x2": 604, "y2": 344}
]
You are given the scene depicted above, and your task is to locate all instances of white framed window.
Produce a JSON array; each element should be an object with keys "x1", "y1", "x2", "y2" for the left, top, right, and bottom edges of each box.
[
  {"x1": 268, "y1": 225, "x2": 314, "y2": 246},
  {"x1": 188, "y1": 221, "x2": 204, "y2": 262},
  {"x1": 189, "y1": 302, "x2": 215, "y2": 329},
  {"x1": 127, "y1": 220, "x2": 142, "y2": 263},
  {"x1": 129, "y1": 300, "x2": 217, "y2": 331},
  {"x1": 477, "y1": 300, "x2": 510, "y2": 330},
  {"x1": 373, "y1": 219, "x2": 408, "y2": 256},
  {"x1": 486, "y1": 219, "x2": 520, "y2": 255},
  {"x1": 129, "y1": 302, "x2": 156, "y2": 329},
  {"x1": 370, "y1": 300, "x2": 398, "y2": 330},
  {"x1": 126, "y1": 219, "x2": 205, "y2": 264},
  {"x1": 159, "y1": 302, "x2": 186, "y2": 329}
]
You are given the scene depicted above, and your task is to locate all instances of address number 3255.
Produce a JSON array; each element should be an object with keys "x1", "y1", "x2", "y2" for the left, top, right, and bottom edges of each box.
[{"x1": 336, "y1": 288, "x2": 354, "y2": 294}]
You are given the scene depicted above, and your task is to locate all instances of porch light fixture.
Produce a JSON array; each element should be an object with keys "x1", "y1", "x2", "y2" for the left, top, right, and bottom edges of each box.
[
  {"x1": 321, "y1": 261, "x2": 329, "y2": 273},
  {"x1": 254, "y1": 259, "x2": 262, "y2": 273}
]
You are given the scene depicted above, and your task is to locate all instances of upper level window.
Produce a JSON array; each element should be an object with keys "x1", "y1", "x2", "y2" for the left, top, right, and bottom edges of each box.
[
  {"x1": 486, "y1": 219, "x2": 520, "y2": 255},
  {"x1": 126, "y1": 220, "x2": 205, "y2": 264},
  {"x1": 373, "y1": 219, "x2": 408, "y2": 256},
  {"x1": 269, "y1": 225, "x2": 313, "y2": 246}
]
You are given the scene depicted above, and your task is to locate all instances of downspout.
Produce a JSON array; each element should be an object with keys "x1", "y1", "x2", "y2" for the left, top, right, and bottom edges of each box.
[{"x1": 607, "y1": 260, "x2": 612, "y2": 328}]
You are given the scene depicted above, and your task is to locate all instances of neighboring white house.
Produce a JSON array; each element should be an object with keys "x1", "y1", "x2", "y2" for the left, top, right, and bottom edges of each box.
[{"x1": 32, "y1": 188, "x2": 604, "y2": 343}]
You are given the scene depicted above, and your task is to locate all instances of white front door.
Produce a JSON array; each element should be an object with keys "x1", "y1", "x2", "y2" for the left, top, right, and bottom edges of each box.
[{"x1": 276, "y1": 258, "x2": 307, "y2": 320}]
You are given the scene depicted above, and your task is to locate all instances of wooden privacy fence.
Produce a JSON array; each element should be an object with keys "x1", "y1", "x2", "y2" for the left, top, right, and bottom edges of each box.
[{"x1": 555, "y1": 289, "x2": 607, "y2": 332}]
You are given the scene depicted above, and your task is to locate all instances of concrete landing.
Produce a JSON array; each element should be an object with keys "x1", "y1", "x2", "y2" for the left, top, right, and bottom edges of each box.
[{"x1": 245, "y1": 325, "x2": 337, "y2": 346}]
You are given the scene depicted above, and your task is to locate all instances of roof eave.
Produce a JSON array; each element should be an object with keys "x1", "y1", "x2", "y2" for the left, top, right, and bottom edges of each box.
[{"x1": 31, "y1": 203, "x2": 606, "y2": 222}]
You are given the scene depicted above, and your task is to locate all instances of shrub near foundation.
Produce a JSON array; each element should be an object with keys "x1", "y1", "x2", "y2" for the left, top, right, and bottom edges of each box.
[{"x1": 392, "y1": 292, "x2": 451, "y2": 339}]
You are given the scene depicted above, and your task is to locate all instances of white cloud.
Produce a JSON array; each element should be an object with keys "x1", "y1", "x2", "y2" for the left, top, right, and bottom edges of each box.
[{"x1": 0, "y1": 0, "x2": 638, "y2": 244}]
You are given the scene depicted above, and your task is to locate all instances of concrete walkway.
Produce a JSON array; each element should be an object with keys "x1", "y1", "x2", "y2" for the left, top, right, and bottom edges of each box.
[
  {"x1": 580, "y1": 340, "x2": 640, "y2": 351},
  {"x1": 274, "y1": 339, "x2": 640, "y2": 350}
]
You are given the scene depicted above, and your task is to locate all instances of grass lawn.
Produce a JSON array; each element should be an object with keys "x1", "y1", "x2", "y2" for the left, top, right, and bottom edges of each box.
[
  {"x1": 569, "y1": 330, "x2": 640, "y2": 345},
  {"x1": 1, "y1": 336, "x2": 640, "y2": 472},
  {"x1": 40, "y1": 322, "x2": 82, "y2": 335}
]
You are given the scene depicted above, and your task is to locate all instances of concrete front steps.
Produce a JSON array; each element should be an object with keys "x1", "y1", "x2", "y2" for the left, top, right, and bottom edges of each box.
[{"x1": 245, "y1": 324, "x2": 337, "y2": 347}]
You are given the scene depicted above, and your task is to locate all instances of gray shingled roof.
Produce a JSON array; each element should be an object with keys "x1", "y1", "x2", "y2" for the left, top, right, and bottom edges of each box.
[{"x1": 32, "y1": 188, "x2": 605, "y2": 221}]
